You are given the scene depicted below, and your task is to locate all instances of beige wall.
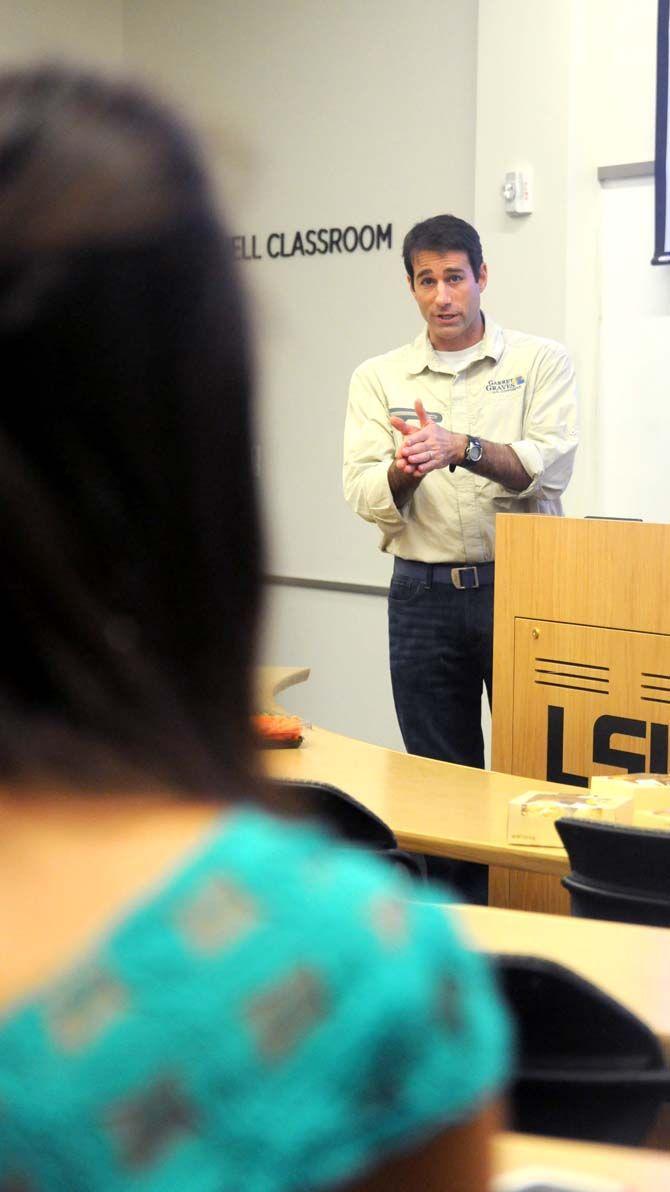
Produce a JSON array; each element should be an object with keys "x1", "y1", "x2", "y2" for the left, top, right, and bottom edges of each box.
[
  {"x1": 123, "y1": 0, "x2": 480, "y2": 751},
  {"x1": 475, "y1": 0, "x2": 573, "y2": 342},
  {"x1": 124, "y1": 0, "x2": 479, "y2": 589},
  {"x1": 475, "y1": 0, "x2": 659, "y2": 517},
  {"x1": 566, "y1": 0, "x2": 659, "y2": 515},
  {"x1": 0, "y1": 0, "x2": 124, "y2": 65}
]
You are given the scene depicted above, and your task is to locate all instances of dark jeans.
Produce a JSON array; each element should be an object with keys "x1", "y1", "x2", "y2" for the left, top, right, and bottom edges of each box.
[
  {"x1": 388, "y1": 572, "x2": 494, "y2": 767},
  {"x1": 388, "y1": 569, "x2": 494, "y2": 904}
]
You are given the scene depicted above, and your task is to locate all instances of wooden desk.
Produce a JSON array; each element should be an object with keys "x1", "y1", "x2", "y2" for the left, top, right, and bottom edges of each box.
[
  {"x1": 263, "y1": 724, "x2": 583, "y2": 913},
  {"x1": 454, "y1": 904, "x2": 670, "y2": 1062},
  {"x1": 259, "y1": 669, "x2": 664, "y2": 915},
  {"x1": 495, "y1": 1132, "x2": 670, "y2": 1190}
]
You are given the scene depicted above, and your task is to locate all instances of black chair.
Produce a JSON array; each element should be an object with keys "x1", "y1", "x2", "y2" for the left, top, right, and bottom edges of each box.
[
  {"x1": 265, "y1": 778, "x2": 425, "y2": 880},
  {"x1": 555, "y1": 816, "x2": 670, "y2": 927},
  {"x1": 492, "y1": 953, "x2": 670, "y2": 1145}
]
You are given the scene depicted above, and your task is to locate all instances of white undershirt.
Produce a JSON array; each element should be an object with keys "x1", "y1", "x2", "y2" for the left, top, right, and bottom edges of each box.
[{"x1": 432, "y1": 343, "x2": 483, "y2": 373}]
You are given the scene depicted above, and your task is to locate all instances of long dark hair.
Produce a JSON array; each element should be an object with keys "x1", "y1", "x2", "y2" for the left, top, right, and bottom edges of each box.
[{"x1": 0, "y1": 64, "x2": 263, "y2": 795}]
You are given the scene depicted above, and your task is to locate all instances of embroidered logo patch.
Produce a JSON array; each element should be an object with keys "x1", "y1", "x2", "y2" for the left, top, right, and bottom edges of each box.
[
  {"x1": 388, "y1": 407, "x2": 443, "y2": 423},
  {"x1": 484, "y1": 376, "x2": 525, "y2": 393}
]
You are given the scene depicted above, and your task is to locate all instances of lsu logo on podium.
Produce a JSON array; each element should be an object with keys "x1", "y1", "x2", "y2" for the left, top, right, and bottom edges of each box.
[{"x1": 546, "y1": 707, "x2": 670, "y2": 787}]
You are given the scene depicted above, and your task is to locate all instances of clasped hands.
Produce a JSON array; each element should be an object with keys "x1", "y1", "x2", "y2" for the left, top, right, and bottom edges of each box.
[{"x1": 390, "y1": 399, "x2": 468, "y2": 476}]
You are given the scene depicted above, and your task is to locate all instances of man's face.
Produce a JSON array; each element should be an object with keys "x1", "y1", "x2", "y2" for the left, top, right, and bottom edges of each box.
[{"x1": 408, "y1": 249, "x2": 488, "y2": 351}]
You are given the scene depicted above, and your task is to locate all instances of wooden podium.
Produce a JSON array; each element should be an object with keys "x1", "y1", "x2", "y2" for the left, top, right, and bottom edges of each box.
[{"x1": 492, "y1": 515, "x2": 670, "y2": 784}]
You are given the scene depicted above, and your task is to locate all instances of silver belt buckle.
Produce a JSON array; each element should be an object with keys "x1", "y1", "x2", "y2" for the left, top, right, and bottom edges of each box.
[{"x1": 451, "y1": 565, "x2": 479, "y2": 590}]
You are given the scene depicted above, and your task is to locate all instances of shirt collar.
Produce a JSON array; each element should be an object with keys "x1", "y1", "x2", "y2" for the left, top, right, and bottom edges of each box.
[{"x1": 406, "y1": 314, "x2": 504, "y2": 375}]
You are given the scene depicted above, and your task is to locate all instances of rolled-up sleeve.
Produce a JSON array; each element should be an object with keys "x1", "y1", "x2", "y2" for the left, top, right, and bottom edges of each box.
[
  {"x1": 343, "y1": 364, "x2": 409, "y2": 535},
  {"x1": 508, "y1": 343, "x2": 579, "y2": 501}
]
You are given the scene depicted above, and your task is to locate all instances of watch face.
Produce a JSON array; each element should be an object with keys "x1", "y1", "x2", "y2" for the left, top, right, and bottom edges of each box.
[{"x1": 466, "y1": 436, "x2": 483, "y2": 463}]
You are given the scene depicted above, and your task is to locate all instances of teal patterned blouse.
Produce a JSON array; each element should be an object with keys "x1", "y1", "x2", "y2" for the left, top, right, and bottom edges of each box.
[{"x1": 0, "y1": 809, "x2": 511, "y2": 1191}]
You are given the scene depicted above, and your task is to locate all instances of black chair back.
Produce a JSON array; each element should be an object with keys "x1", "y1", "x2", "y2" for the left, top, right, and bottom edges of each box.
[
  {"x1": 491, "y1": 953, "x2": 670, "y2": 1145},
  {"x1": 556, "y1": 816, "x2": 670, "y2": 927},
  {"x1": 265, "y1": 778, "x2": 424, "y2": 879}
]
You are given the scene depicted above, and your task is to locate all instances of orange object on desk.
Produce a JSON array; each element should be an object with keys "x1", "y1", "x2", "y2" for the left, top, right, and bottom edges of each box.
[{"x1": 252, "y1": 713, "x2": 303, "y2": 748}]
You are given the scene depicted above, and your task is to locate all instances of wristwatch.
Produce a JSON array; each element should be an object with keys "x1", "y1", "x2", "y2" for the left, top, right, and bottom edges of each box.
[{"x1": 462, "y1": 435, "x2": 483, "y2": 468}]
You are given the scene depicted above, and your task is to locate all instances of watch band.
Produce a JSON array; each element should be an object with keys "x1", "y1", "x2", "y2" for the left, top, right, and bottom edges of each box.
[{"x1": 449, "y1": 434, "x2": 482, "y2": 472}]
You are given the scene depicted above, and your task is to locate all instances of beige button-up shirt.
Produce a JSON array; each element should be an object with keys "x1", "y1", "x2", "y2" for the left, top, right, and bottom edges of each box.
[{"x1": 343, "y1": 318, "x2": 579, "y2": 564}]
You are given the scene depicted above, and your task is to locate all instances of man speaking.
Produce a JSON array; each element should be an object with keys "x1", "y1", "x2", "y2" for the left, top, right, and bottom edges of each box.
[{"x1": 343, "y1": 214, "x2": 578, "y2": 770}]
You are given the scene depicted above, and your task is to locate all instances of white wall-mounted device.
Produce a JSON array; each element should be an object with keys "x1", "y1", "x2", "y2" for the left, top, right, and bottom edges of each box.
[{"x1": 502, "y1": 168, "x2": 533, "y2": 215}]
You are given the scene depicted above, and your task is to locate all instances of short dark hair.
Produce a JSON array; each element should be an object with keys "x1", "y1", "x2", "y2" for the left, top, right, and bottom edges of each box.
[
  {"x1": 403, "y1": 214, "x2": 483, "y2": 283},
  {"x1": 0, "y1": 64, "x2": 263, "y2": 795}
]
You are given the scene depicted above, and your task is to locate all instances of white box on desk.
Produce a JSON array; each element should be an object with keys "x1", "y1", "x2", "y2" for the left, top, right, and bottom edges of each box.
[
  {"x1": 590, "y1": 772, "x2": 670, "y2": 828},
  {"x1": 507, "y1": 789, "x2": 634, "y2": 848},
  {"x1": 590, "y1": 772, "x2": 670, "y2": 796}
]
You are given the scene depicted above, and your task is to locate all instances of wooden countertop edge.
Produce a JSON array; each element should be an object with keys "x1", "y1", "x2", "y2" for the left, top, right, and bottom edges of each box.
[
  {"x1": 397, "y1": 831, "x2": 570, "y2": 872},
  {"x1": 495, "y1": 1131, "x2": 670, "y2": 1185}
]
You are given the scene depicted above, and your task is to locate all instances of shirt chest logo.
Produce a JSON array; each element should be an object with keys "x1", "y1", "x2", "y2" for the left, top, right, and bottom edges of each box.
[
  {"x1": 485, "y1": 376, "x2": 525, "y2": 393},
  {"x1": 389, "y1": 406, "x2": 443, "y2": 424}
]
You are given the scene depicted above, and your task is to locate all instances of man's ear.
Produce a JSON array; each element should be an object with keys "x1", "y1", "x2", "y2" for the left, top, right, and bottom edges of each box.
[
  {"x1": 406, "y1": 273, "x2": 416, "y2": 295},
  {"x1": 478, "y1": 263, "x2": 488, "y2": 294}
]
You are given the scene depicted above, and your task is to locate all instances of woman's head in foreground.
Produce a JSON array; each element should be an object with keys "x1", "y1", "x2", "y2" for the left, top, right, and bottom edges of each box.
[{"x1": 0, "y1": 63, "x2": 262, "y2": 794}]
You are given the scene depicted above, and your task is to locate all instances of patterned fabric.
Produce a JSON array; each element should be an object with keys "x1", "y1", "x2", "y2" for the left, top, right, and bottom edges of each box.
[{"x1": 0, "y1": 810, "x2": 511, "y2": 1190}]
